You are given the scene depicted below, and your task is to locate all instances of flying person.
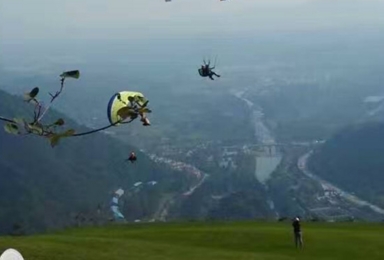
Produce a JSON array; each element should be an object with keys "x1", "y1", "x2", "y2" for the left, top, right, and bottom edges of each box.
[
  {"x1": 201, "y1": 65, "x2": 208, "y2": 76},
  {"x1": 199, "y1": 60, "x2": 221, "y2": 80},
  {"x1": 127, "y1": 152, "x2": 137, "y2": 163},
  {"x1": 208, "y1": 68, "x2": 221, "y2": 80}
]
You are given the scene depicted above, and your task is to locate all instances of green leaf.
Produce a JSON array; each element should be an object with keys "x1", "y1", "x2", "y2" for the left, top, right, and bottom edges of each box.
[
  {"x1": 60, "y1": 70, "x2": 80, "y2": 79},
  {"x1": 27, "y1": 123, "x2": 44, "y2": 135},
  {"x1": 23, "y1": 87, "x2": 39, "y2": 102},
  {"x1": 137, "y1": 96, "x2": 146, "y2": 102},
  {"x1": 13, "y1": 118, "x2": 26, "y2": 125},
  {"x1": 29, "y1": 87, "x2": 39, "y2": 98},
  {"x1": 48, "y1": 129, "x2": 75, "y2": 147},
  {"x1": 4, "y1": 123, "x2": 19, "y2": 135},
  {"x1": 140, "y1": 100, "x2": 149, "y2": 108},
  {"x1": 138, "y1": 107, "x2": 152, "y2": 114},
  {"x1": 117, "y1": 107, "x2": 137, "y2": 120},
  {"x1": 63, "y1": 129, "x2": 75, "y2": 137},
  {"x1": 49, "y1": 134, "x2": 61, "y2": 147},
  {"x1": 13, "y1": 118, "x2": 29, "y2": 134},
  {"x1": 54, "y1": 118, "x2": 65, "y2": 126},
  {"x1": 134, "y1": 96, "x2": 148, "y2": 108}
]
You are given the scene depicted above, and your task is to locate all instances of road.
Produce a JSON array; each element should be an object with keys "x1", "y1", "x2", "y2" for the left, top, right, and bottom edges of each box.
[{"x1": 233, "y1": 90, "x2": 282, "y2": 184}]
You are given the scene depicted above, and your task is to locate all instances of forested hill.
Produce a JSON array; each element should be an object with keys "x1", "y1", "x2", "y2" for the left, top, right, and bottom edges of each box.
[
  {"x1": 0, "y1": 89, "x2": 186, "y2": 235},
  {"x1": 309, "y1": 122, "x2": 384, "y2": 208}
]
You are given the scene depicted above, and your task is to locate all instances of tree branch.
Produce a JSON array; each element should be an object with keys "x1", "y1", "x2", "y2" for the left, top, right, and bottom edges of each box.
[
  {"x1": 0, "y1": 116, "x2": 15, "y2": 124},
  {"x1": 71, "y1": 119, "x2": 134, "y2": 137},
  {"x1": 37, "y1": 78, "x2": 65, "y2": 122}
]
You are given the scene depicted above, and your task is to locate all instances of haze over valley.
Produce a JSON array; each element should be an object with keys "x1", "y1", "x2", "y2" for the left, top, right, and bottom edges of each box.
[{"x1": 1, "y1": 0, "x2": 384, "y2": 233}]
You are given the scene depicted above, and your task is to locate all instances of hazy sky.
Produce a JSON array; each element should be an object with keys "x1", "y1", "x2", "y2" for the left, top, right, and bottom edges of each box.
[
  {"x1": 1, "y1": 0, "x2": 384, "y2": 127},
  {"x1": 1, "y1": 0, "x2": 384, "y2": 41},
  {"x1": 1, "y1": 0, "x2": 384, "y2": 85}
]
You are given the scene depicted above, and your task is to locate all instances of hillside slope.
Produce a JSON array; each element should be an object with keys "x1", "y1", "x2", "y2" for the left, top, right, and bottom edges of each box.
[
  {"x1": 0, "y1": 89, "x2": 187, "y2": 234},
  {"x1": 309, "y1": 122, "x2": 384, "y2": 208}
]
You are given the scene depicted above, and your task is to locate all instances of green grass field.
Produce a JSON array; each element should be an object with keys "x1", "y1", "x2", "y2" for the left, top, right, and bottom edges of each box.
[{"x1": 1, "y1": 221, "x2": 384, "y2": 260}]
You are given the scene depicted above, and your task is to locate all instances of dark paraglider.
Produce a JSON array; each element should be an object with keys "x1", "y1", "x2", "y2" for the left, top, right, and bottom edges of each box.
[{"x1": 198, "y1": 59, "x2": 221, "y2": 80}]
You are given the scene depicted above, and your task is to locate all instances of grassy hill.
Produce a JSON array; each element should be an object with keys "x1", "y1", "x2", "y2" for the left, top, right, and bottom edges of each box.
[{"x1": 1, "y1": 221, "x2": 384, "y2": 260}]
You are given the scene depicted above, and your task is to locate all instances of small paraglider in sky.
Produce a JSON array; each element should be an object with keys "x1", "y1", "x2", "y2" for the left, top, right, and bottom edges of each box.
[
  {"x1": 110, "y1": 189, "x2": 125, "y2": 221},
  {"x1": 126, "y1": 182, "x2": 143, "y2": 193},
  {"x1": 127, "y1": 181, "x2": 158, "y2": 193},
  {"x1": 115, "y1": 188, "x2": 124, "y2": 197},
  {"x1": 147, "y1": 181, "x2": 158, "y2": 186},
  {"x1": 198, "y1": 59, "x2": 221, "y2": 80},
  {"x1": 126, "y1": 152, "x2": 137, "y2": 163}
]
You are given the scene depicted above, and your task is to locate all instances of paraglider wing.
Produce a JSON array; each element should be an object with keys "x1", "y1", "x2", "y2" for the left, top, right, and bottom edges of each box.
[
  {"x1": 110, "y1": 189, "x2": 125, "y2": 220},
  {"x1": 147, "y1": 181, "x2": 158, "y2": 186},
  {"x1": 111, "y1": 206, "x2": 125, "y2": 219},
  {"x1": 115, "y1": 188, "x2": 124, "y2": 197},
  {"x1": 107, "y1": 91, "x2": 146, "y2": 125},
  {"x1": 112, "y1": 197, "x2": 119, "y2": 205}
]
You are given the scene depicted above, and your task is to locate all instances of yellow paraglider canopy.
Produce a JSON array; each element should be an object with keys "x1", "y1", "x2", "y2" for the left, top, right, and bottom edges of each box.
[{"x1": 107, "y1": 91, "x2": 146, "y2": 125}]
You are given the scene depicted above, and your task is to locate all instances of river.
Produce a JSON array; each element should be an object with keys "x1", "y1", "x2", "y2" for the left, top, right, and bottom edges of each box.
[
  {"x1": 233, "y1": 90, "x2": 282, "y2": 185},
  {"x1": 298, "y1": 151, "x2": 384, "y2": 216}
]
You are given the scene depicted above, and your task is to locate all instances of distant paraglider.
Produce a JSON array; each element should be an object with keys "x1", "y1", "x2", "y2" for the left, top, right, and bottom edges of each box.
[
  {"x1": 110, "y1": 188, "x2": 125, "y2": 221},
  {"x1": 109, "y1": 181, "x2": 158, "y2": 221},
  {"x1": 147, "y1": 181, "x2": 158, "y2": 186},
  {"x1": 198, "y1": 59, "x2": 221, "y2": 80},
  {"x1": 126, "y1": 152, "x2": 137, "y2": 163},
  {"x1": 127, "y1": 181, "x2": 158, "y2": 194}
]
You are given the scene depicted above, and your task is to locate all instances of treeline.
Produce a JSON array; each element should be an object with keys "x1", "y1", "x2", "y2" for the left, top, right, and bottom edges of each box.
[
  {"x1": 309, "y1": 122, "x2": 384, "y2": 207},
  {"x1": 0, "y1": 89, "x2": 188, "y2": 234}
]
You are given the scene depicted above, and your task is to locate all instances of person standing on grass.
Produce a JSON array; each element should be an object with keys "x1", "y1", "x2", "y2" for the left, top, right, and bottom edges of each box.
[{"x1": 292, "y1": 216, "x2": 303, "y2": 248}]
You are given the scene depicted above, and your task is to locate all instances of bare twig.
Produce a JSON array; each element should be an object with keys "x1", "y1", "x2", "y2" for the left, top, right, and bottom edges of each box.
[
  {"x1": 0, "y1": 116, "x2": 15, "y2": 124},
  {"x1": 37, "y1": 78, "x2": 65, "y2": 122},
  {"x1": 32, "y1": 100, "x2": 43, "y2": 123},
  {"x1": 72, "y1": 119, "x2": 133, "y2": 137}
]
